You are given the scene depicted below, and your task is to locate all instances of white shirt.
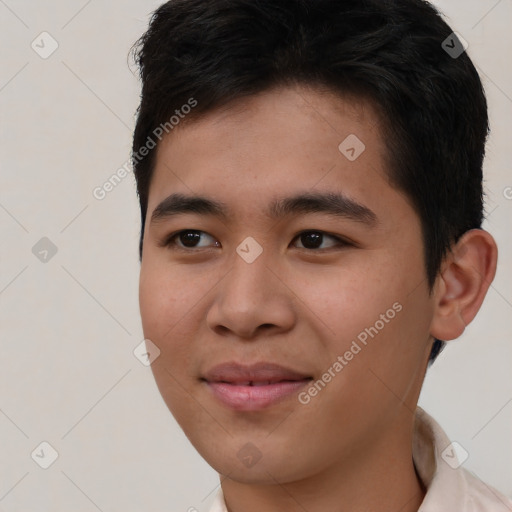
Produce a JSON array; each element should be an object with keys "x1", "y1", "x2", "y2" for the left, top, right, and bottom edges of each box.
[{"x1": 207, "y1": 407, "x2": 512, "y2": 512}]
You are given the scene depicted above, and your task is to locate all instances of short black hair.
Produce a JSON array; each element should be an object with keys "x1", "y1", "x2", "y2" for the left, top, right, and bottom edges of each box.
[{"x1": 131, "y1": 0, "x2": 490, "y2": 364}]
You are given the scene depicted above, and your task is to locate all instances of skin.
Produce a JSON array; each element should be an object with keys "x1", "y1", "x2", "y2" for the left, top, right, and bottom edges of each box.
[{"x1": 138, "y1": 84, "x2": 497, "y2": 512}]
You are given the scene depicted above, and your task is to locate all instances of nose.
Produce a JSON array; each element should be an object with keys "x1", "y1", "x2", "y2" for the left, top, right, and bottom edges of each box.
[{"x1": 205, "y1": 249, "x2": 297, "y2": 340}]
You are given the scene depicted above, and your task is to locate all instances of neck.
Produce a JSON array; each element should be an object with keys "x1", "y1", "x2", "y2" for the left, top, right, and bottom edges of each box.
[{"x1": 220, "y1": 409, "x2": 426, "y2": 512}]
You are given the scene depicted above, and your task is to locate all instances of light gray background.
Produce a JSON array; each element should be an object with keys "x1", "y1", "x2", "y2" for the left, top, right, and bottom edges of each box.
[{"x1": 0, "y1": 1, "x2": 511, "y2": 510}]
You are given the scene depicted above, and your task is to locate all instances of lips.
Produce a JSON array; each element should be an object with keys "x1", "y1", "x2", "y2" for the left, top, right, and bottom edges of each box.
[
  {"x1": 202, "y1": 362, "x2": 312, "y2": 410},
  {"x1": 202, "y1": 361, "x2": 311, "y2": 384}
]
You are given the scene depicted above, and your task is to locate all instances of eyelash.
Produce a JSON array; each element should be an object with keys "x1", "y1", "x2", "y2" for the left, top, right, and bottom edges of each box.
[{"x1": 159, "y1": 229, "x2": 352, "y2": 252}]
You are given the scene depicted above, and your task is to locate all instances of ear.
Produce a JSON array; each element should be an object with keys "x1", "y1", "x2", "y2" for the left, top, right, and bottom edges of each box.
[{"x1": 430, "y1": 229, "x2": 498, "y2": 341}]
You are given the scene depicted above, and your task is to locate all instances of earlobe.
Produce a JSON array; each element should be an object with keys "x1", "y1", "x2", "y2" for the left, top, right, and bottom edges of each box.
[{"x1": 430, "y1": 229, "x2": 498, "y2": 342}]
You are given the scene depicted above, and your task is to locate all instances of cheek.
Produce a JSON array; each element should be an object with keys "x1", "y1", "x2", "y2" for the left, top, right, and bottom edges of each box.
[
  {"x1": 290, "y1": 260, "x2": 398, "y2": 342},
  {"x1": 138, "y1": 257, "x2": 214, "y2": 371},
  {"x1": 300, "y1": 249, "x2": 430, "y2": 368},
  {"x1": 139, "y1": 267, "x2": 172, "y2": 337},
  {"x1": 138, "y1": 257, "x2": 199, "y2": 336},
  {"x1": 139, "y1": 262, "x2": 201, "y2": 417}
]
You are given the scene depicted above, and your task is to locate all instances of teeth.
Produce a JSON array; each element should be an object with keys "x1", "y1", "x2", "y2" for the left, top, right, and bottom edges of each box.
[
  {"x1": 223, "y1": 380, "x2": 298, "y2": 386},
  {"x1": 231, "y1": 381, "x2": 276, "y2": 386}
]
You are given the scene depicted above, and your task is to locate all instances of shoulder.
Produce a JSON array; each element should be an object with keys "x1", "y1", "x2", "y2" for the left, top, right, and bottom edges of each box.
[
  {"x1": 414, "y1": 407, "x2": 512, "y2": 512},
  {"x1": 461, "y1": 468, "x2": 512, "y2": 512}
]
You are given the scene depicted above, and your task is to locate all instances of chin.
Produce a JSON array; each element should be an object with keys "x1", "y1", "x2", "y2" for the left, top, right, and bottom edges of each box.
[{"x1": 193, "y1": 438, "x2": 312, "y2": 485}]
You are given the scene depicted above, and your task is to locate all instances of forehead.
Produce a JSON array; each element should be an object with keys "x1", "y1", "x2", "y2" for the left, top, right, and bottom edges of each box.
[
  {"x1": 164, "y1": 85, "x2": 384, "y2": 157},
  {"x1": 146, "y1": 85, "x2": 404, "y2": 225}
]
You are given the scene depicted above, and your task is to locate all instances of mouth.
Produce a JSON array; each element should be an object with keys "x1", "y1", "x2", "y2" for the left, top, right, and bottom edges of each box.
[
  {"x1": 201, "y1": 362, "x2": 313, "y2": 411},
  {"x1": 219, "y1": 379, "x2": 305, "y2": 386}
]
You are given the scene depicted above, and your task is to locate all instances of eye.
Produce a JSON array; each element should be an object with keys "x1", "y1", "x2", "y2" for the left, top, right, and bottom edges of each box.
[
  {"x1": 159, "y1": 230, "x2": 350, "y2": 252},
  {"x1": 291, "y1": 231, "x2": 349, "y2": 251},
  {"x1": 160, "y1": 230, "x2": 219, "y2": 250}
]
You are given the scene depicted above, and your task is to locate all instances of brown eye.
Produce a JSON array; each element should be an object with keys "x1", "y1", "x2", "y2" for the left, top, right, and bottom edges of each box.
[
  {"x1": 293, "y1": 231, "x2": 348, "y2": 250},
  {"x1": 177, "y1": 231, "x2": 202, "y2": 247},
  {"x1": 162, "y1": 230, "x2": 218, "y2": 249}
]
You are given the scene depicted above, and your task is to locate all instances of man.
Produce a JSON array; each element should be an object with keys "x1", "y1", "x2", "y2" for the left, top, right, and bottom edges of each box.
[{"x1": 131, "y1": 0, "x2": 512, "y2": 510}]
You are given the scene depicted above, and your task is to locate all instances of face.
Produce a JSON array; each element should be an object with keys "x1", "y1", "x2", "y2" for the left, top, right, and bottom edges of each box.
[{"x1": 139, "y1": 85, "x2": 435, "y2": 484}]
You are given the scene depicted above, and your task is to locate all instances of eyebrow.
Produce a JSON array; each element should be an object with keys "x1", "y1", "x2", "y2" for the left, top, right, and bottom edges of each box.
[{"x1": 150, "y1": 191, "x2": 378, "y2": 226}]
